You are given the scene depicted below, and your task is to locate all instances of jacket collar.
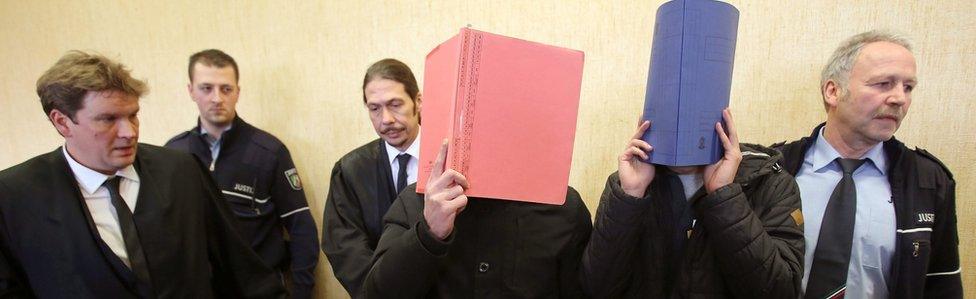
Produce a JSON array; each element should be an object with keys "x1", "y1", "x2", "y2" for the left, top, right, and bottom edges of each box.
[
  {"x1": 734, "y1": 143, "x2": 784, "y2": 185},
  {"x1": 780, "y1": 122, "x2": 905, "y2": 176},
  {"x1": 61, "y1": 145, "x2": 140, "y2": 195},
  {"x1": 192, "y1": 115, "x2": 250, "y2": 152}
]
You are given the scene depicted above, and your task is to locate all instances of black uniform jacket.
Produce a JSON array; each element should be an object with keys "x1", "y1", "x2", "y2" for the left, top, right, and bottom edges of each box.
[
  {"x1": 322, "y1": 138, "x2": 399, "y2": 298},
  {"x1": 0, "y1": 144, "x2": 285, "y2": 298},
  {"x1": 776, "y1": 124, "x2": 962, "y2": 299},
  {"x1": 581, "y1": 143, "x2": 804, "y2": 298},
  {"x1": 166, "y1": 116, "x2": 319, "y2": 298},
  {"x1": 364, "y1": 184, "x2": 592, "y2": 299}
]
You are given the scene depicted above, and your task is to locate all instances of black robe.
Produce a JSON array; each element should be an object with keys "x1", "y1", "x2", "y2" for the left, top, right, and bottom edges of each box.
[
  {"x1": 322, "y1": 139, "x2": 398, "y2": 298},
  {"x1": 0, "y1": 144, "x2": 285, "y2": 298}
]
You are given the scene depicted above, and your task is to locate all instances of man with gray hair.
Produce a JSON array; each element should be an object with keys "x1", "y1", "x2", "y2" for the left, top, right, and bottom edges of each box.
[{"x1": 776, "y1": 31, "x2": 961, "y2": 298}]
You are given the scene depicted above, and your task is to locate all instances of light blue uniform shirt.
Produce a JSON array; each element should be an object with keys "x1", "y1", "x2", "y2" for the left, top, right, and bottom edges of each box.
[
  {"x1": 201, "y1": 125, "x2": 231, "y2": 171},
  {"x1": 797, "y1": 128, "x2": 896, "y2": 299}
]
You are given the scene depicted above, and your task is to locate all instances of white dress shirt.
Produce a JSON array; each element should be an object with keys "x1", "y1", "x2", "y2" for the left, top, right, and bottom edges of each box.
[
  {"x1": 63, "y1": 146, "x2": 141, "y2": 267},
  {"x1": 385, "y1": 131, "x2": 421, "y2": 189}
]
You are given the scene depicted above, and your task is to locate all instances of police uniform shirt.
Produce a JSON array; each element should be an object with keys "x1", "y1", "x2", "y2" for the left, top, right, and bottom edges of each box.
[
  {"x1": 200, "y1": 125, "x2": 231, "y2": 171},
  {"x1": 797, "y1": 127, "x2": 896, "y2": 298}
]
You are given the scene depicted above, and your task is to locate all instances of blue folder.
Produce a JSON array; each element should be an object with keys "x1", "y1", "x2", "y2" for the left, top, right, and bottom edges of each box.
[{"x1": 641, "y1": 0, "x2": 739, "y2": 166}]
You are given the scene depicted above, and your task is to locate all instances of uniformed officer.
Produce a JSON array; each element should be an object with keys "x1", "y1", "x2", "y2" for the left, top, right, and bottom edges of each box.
[
  {"x1": 165, "y1": 49, "x2": 319, "y2": 299},
  {"x1": 321, "y1": 58, "x2": 422, "y2": 298},
  {"x1": 776, "y1": 31, "x2": 961, "y2": 298}
]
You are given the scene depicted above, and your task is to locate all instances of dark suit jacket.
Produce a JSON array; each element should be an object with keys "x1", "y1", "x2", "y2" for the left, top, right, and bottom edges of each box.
[
  {"x1": 0, "y1": 144, "x2": 286, "y2": 298},
  {"x1": 322, "y1": 138, "x2": 397, "y2": 298}
]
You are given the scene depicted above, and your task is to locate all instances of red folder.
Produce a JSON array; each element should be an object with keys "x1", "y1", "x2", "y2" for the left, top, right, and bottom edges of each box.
[{"x1": 416, "y1": 28, "x2": 585, "y2": 205}]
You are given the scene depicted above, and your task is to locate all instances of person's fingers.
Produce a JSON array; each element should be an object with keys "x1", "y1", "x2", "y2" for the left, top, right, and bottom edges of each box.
[
  {"x1": 624, "y1": 146, "x2": 650, "y2": 161},
  {"x1": 442, "y1": 184, "x2": 465, "y2": 199},
  {"x1": 432, "y1": 167, "x2": 468, "y2": 192},
  {"x1": 722, "y1": 109, "x2": 739, "y2": 146},
  {"x1": 629, "y1": 139, "x2": 652, "y2": 152},
  {"x1": 446, "y1": 194, "x2": 469, "y2": 211},
  {"x1": 430, "y1": 139, "x2": 449, "y2": 180},
  {"x1": 716, "y1": 122, "x2": 733, "y2": 152},
  {"x1": 631, "y1": 120, "x2": 651, "y2": 140},
  {"x1": 443, "y1": 169, "x2": 469, "y2": 190}
]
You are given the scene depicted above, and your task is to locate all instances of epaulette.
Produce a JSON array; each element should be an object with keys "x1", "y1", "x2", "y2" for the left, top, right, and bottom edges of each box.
[
  {"x1": 249, "y1": 129, "x2": 284, "y2": 153},
  {"x1": 914, "y1": 147, "x2": 954, "y2": 181},
  {"x1": 165, "y1": 130, "x2": 193, "y2": 144}
]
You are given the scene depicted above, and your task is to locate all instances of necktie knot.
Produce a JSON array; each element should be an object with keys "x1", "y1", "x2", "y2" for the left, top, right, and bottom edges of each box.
[
  {"x1": 397, "y1": 153, "x2": 411, "y2": 168},
  {"x1": 104, "y1": 176, "x2": 122, "y2": 194},
  {"x1": 838, "y1": 158, "x2": 866, "y2": 175}
]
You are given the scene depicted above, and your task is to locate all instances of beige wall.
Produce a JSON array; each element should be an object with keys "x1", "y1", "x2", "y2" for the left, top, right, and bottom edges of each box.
[{"x1": 1, "y1": 1, "x2": 973, "y2": 297}]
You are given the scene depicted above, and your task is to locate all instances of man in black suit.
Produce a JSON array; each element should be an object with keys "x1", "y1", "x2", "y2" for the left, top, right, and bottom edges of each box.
[
  {"x1": 322, "y1": 58, "x2": 422, "y2": 298},
  {"x1": 0, "y1": 51, "x2": 285, "y2": 298}
]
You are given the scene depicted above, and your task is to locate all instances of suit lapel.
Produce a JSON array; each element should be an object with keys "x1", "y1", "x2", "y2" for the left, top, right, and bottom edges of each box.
[
  {"x1": 375, "y1": 140, "x2": 397, "y2": 213},
  {"x1": 48, "y1": 148, "x2": 143, "y2": 295},
  {"x1": 45, "y1": 148, "x2": 76, "y2": 226},
  {"x1": 131, "y1": 148, "x2": 172, "y2": 218}
]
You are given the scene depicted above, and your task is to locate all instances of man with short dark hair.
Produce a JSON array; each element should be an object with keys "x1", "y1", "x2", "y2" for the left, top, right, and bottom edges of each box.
[
  {"x1": 165, "y1": 49, "x2": 318, "y2": 299},
  {"x1": 322, "y1": 58, "x2": 423, "y2": 298},
  {"x1": 776, "y1": 30, "x2": 962, "y2": 298},
  {"x1": 0, "y1": 50, "x2": 285, "y2": 298}
]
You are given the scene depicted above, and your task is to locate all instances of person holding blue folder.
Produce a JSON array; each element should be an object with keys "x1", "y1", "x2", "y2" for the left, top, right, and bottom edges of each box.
[{"x1": 581, "y1": 109, "x2": 805, "y2": 298}]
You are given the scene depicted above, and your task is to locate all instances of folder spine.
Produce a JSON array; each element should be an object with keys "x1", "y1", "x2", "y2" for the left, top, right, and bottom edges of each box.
[{"x1": 451, "y1": 29, "x2": 484, "y2": 175}]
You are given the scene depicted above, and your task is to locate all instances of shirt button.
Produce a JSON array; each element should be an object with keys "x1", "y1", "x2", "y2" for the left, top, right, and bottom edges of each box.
[{"x1": 478, "y1": 262, "x2": 490, "y2": 273}]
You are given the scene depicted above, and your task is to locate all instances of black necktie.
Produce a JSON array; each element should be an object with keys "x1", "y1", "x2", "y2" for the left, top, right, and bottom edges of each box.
[
  {"x1": 805, "y1": 158, "x2": 866, "y2": 299},
  {"x1": 104, "y1": 177, "x2": 153, "y2": 287},
  {"x1": 396, "y1": 153, "x2": 411, "y2": 194}
]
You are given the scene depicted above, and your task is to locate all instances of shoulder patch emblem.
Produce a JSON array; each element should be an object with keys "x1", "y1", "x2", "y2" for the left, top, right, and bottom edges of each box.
[
  {"x1": 284, "y1": 168, "x2": 303, "y2": 190},
  {"x1": 790, "y1": 209, "x2": 804, "y2": 226}
]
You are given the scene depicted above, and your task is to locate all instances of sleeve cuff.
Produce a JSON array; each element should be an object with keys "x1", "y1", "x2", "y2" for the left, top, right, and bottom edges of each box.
[
  {"x1": 607, "y1": 172, "x2": 653, "y2": 206},
  {"x1": 416, "y1": 220, "x2": 453, "y2": 257},
  {"x1": 697, "y1": 183, "x2": 742, "y2": 210}
]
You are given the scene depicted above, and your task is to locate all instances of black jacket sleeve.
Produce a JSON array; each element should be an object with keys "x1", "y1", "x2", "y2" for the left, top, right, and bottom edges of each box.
[
  {"x1": 923, "y1": 172, "x2": 962, "y2": 298},
  {"x1": 692, "y1": 175, "x2": 804, "y2": 298},
  {"x1": 363, "y1": 187, "x2": 450, "y2": 299},
  {"x1": 196, "y1": 157, "x2": 287, "y2": 299},
  {"x1": 322, "y1": 162, "x2": 378, "y2": 298},
  {"x1": 0, "y1": 182, "x2": 32, "y2": 298},
  {"x1": 580, "y1": 172, "x2": 653, "y2": 298},
  {"x1": 271, "y1": 147, "x2": 318, "y2": 299}
]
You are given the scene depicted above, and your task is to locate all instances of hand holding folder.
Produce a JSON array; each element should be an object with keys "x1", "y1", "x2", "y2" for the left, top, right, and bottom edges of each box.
[
  {"x1": 701, "y1": 109, "x2": 741, "y2": 193},
  {"x1": 416, "y1": 28, "x2": 585, "y2": 205},
  {"x1": 618, "y1": 109, "x2": 742, "y2": 197},
  {"x1": 422, "y1": 139, "x2": 470, "y2": 241},
  {"x1": 618, "y1": 120, "x2": 656, "y2": 198}
]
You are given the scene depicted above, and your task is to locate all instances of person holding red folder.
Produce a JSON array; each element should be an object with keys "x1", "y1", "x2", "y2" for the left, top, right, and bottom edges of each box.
[
  {"x1": 363, "y1": 140, "x2": 592, "y2": 298},
  {"x1": 581, "y1": 109, "x2": 805, "y2": 298}
]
